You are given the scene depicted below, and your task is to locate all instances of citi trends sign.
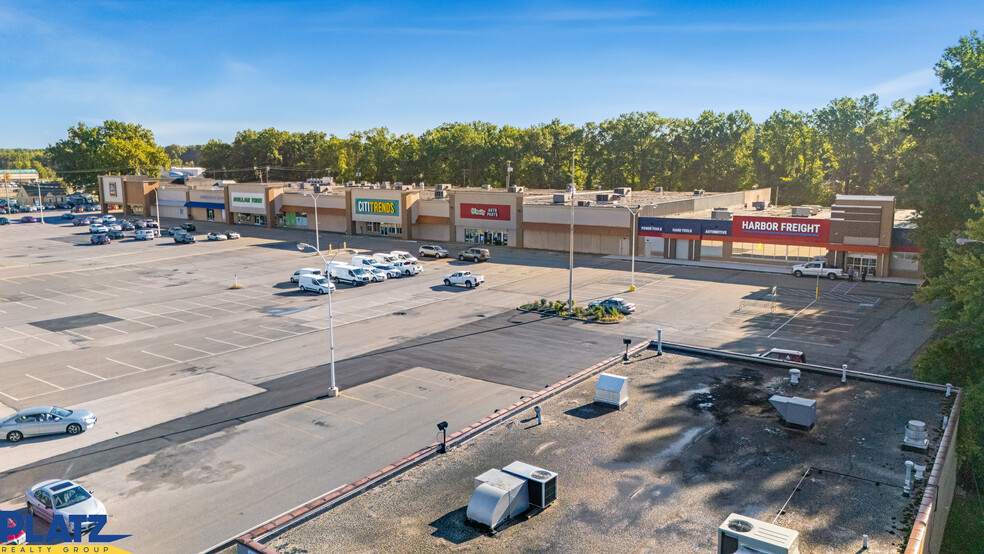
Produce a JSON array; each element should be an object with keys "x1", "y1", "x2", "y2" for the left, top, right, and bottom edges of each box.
[
  {"x1": 459, "y1": 203, "x2": 511, "y2": 221},
  {"x1": 732, "y1": 216, "x2": 830, "y2": 245},
  {"x1": 355, "y1": 199, "x2": 399, "y2": 216}
]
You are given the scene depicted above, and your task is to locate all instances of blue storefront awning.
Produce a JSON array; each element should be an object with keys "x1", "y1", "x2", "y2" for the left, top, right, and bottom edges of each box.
[{"x1": 185, "y1": 201, "x2": 226, "y2": 209}]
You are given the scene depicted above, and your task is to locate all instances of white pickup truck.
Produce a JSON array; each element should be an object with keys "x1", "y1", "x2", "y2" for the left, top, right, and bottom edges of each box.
[
  {"x1": 791, "y1": 261, "x2": 843, "y2": 280},
  {"x1": 443, "y1": 271, "x2": 484, "y2": 288}
]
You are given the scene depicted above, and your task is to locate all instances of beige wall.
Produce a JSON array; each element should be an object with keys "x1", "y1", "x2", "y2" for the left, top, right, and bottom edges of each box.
[
  {"x1": 523, "y1": 227, "x2": 629, "y2": 254},
  {"x1": 415, "y1": 198, "x2": 451, "y2": 218},
  {"x1": 414, "y1": 224, "x2": 451, "y2": 241},
  {"x1": 524, "y1": 204, "x2": 630, "y2": 227}
]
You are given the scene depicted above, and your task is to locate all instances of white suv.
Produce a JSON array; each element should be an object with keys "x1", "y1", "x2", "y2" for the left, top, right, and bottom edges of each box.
[{"x1": 395, "y1": 260, "x2": 422, "y2": 276}]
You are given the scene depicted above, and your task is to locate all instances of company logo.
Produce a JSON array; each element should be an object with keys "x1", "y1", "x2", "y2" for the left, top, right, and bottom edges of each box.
[
  {"x1": 740, "y1": 220, "x2": 820, "y2": 235},
  {"x1": 2, "y1": 511, "x2": 130, "y2": 546},
  {"x1": 108, "y1": 183, "x2": 117, "y2": 198},
  {"x1": 355, "y1": 199, "x2": 398, "y2": 215},
  {"x1": 471, "y1": 207, "x2": 498, "y2": 217},
  {"x1": 232, "y1": 195, "x2": 263, "y2": 204},
  {"x1": 459, "y1": 203, "x2": 511, "y2": 221}
]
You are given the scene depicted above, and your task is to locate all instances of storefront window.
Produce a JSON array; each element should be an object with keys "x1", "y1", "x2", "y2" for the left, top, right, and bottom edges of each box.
[
  {"x1": 206, "y1": 209, "x2": 215, "y2": 221},
  {"x1": 890, "y1": 252, "x2": 919, "y2": 272},
  {"x1": 296, "y1": 213, "x2": 308, "y2": 226},
  {"x1": 254, "y1": 215, "x2": 267, "y2": 226},
  {"x1": 700, "y1": 240, "x2": 723, "y2": 258},
  {"x1": 847, "y1": 254, "x2": 877, "y2": 275},
  {"x1": 237, "y1": 212, "x2": 251, "y2": 224},
  {"x1": 731, "y1": 242, "x2": 827, "y2": 262},
  {"x1": 464, "y1": 229, "x2": 508, "y2": 245}
]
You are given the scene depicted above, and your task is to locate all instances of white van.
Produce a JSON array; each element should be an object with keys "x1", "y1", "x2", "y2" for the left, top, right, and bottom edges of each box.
[
  {"x1": 298, "y1": 274, "x2": 335, "y2": 294},
  {"x1": 350, "y1": 255, "x2": 379, "y2": 268},
  {"x1": 390, "y1": 250, "x2": 418, "y2": 263},
  {"x1": 134, "y1": 229, "x2": 155, "y2": 241},
  {"x1": 372, "y1": 252, "x2": 399, "y2": 264},
  {"x1": 394, "y1": 260, "x2": 422, "y2": 276},
  {"x1": 326, "y1": 261, "x2": 371, "y2": 286},
  {"x1": 290, "y1": 268, "x2": 322, "y2": 283}
]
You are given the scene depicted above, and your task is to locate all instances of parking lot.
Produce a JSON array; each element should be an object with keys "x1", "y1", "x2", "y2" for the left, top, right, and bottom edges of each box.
[{"x1": 0, "y1": 210, "x2": 932, "y2": 551}]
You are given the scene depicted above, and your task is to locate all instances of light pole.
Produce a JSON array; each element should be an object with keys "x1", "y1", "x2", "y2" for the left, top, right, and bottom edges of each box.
[
  {"x1": 568, "y1": 148, "x2": 576, "y2": 310},
  {"x1": 505, "y1": 160, "x2": 512, "y2": 189},
  {"x1": 956, "y1": 238, "x2": 981, "y2": 245},
  {"x1": 36, "y1": 181, "x2": 45, "y2": 224},
  {"x1": 154, "y1": 184, "x2": 162, "y2": 229},
  {"x1": 297, "y1": 242, "x2": 354, "y2": 398},
  {"x1": 304, "y1": 191, "x2": 330, "y2": 253},
  {"x1": 621, "y1": 205, "x2": 642, "y2": 291}
]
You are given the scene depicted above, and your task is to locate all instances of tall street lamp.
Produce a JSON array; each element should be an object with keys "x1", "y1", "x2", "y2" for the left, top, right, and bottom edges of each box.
[
  {"x1": 621, "y1": 204, "x2": 642, "y2": 292},
  {"x1": 304, "y1": 191, "x2": 330, "y2": 253},
  {"x1": 36, "y1": 182, "x2": 45, "y2": 224},
  {"x1": 568, "y1": 148, "x2": 577, "y2": 310},
  {"x1": 154, "y1": 184, "x2": 163, "y2": 229},
  {"x1": 297, "y1": 242, "x2": 354, "y2": 398},
  {"x1": 956, "y1": 238, "x2": 981, "y2": 245}
]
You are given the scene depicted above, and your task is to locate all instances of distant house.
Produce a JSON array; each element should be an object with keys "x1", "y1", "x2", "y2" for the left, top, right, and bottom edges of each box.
[
  {"x1": 1, "y1": 169, "x2": 40, "y2": 183},
  {"x1": 16, "y1": 182, "x2": 71, "y2": 207}
]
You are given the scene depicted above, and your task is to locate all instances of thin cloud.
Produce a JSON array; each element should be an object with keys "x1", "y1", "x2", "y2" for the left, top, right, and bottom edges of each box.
[
  {"x1": 537, "y1": 9, "x2": 654, "y2": 21},
  {"x1": 862, "y1": 68, "x2": 937, "y2": 98}
]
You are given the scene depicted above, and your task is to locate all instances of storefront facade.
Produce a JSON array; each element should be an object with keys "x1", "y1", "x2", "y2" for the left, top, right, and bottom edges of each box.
[
  {"x1": 451, "y1": 190, "x2": 523, "y2": 247},
  {"x1": 347, "y1": 189, "x2": 413, "y2": 239},
  {"x1": 279, "y1": 191, "x2": 348, "y2": 233},
  {"x1": 227, "y1": 184, "x2": 282, "y2": 228},
  {"x1": 186, "y1": 188, "x2": 228, "y2": 222}
]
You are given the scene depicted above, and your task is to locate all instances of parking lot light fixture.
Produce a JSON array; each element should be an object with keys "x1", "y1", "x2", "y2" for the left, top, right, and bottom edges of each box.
[
  {"x1": 304, "y1": 191, "x2": 330, "y2": 253},
  {"x1": 956, "y1": 238, "x2": 981, "y2": 245},
  {"x1": 297, "y1": 242, "x2": 355, "y2": 398}
]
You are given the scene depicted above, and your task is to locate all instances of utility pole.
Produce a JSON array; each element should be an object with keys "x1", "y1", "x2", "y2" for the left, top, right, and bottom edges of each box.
[
  {"x1": 265, "y1": 166, "x2": 270, "y2": 183},
  {"x1": 505, "y1": 160, "x2": 512, "y2": 189},
  {"x1": 568, "y1": 148, "x2": 576, "y2": 311},
  {"x1": 462, "y1": 168, "x2": 469, "y2": 188}
]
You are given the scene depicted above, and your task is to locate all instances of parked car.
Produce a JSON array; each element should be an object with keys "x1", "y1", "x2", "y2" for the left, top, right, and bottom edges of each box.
[
  {"x1": 1, "y1": 406, "x2": 97, "y2": 443},
  {"x1": 26, "y1": 479, "x2": 107, "y2": 536},
  {"x1": 372, "y1": 252, "x2": 400, "y2": 265},
  {"x1": 165, "y1": 226, "x2": 183, "y2": 236},
  {"x1": 290, "y1": 268, "x2": 322, "y2": 283},
  {"x1": 365, "y1": 267, "x2": 388, "y2": 282},
  {"x1": 0, "y1": 217, "x2": 8, "y2": 225},
  {"x1": 20, "y1": 216, "x2": 37, "y2": 223},
  {"x1": 61, "y1": 212, "x2": 75, "y2": 220},
  {"x1": 106, "y1": 224, "x2": 122, "y2": 232},
  {"x1": 133, "y1": 219, "x2": 147, "y2": 229},
  {"x1": 90, "y1": 233, "x2": 111, "y2": 245},
  {"x1": 790, "y1": 261, "x2": 843, "y2": 280},
  {"x1": 588, "y1": 297, "x2": 636, "y2": 314},
  {"x1": 390, "y1": 250, "x2": 418, "y2": 263},
  {"x1": 3, "y1": 516, "x2": 26, "y2": 545},
  {"x1": 173, "y1": 231, "x2": 196, "y2": 244},
  {"x1": 759, "y1": 348, "x2": 806, "y2": 363},
  {"x1": 89, "y1": 218, "x2": 104, "y2": 225},
  {"x1": 372, "y1": 263, "x2": 402, "y2": 279},
  {"x1": 394, "y1": 260, "x2": 422, "y2": 276},
  {"x1": 223, "y1": 230, "x2": 241, "y2": 239},
  {"x1": 72, "y1": 206, "x2": 85, "y2": 213},
  {"x1": 326, "y1": 261, "x2": 371, "y2": 286},
  {"x1": 207, "y1": 232, "x2": 227, "y2": 241},
  {"x1": 444, "y1": 271, "x2": 484, "y2": 288},
  {"x1": 119, "y1": 220, "x2": 135, "y2": 231},
  {"x1": 133, "y1": 229, "x2": 155, "y2": 241},
  {"x1": 180, "y1": 223, "x2": 196, "y2": 232},
  {"x1": 458, "y1": 247, "x2": 490, "y2": 262},
  {"x1": 88, "y1": 224, "x2": 108, "y2": 234},
  {"x1": 44, "y1": 203, "x2": 56, "y2": 210},
  {"x1": 143, "y1": 219, "x2": 159, "y2": 228},
  {"x1": 102, "y1": 215, "x2": 116, "y2": 223},
  {"x1": 418, "y1": 244, "x2": 449, "y2": 258},
  {"x1": 106, "y1": 229, "x2": 125, "y2": 240},
  {"x1": 298, "y1": 274, "x2": 335, "y2": 294},
  {"x1": 73, "y1": 217, "x2": 91, "y2": 227}
]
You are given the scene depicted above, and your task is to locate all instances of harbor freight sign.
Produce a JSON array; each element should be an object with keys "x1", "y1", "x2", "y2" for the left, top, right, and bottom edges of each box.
[
  {"x1": 459, "y1": 203, "x2": 511, "y2": 221},
  {"x1": 355, "y1": 198, "x2": 399, "y2": 216},
  {"x1": 732, "y1": 215, "x2": 830, "y2": 245}
]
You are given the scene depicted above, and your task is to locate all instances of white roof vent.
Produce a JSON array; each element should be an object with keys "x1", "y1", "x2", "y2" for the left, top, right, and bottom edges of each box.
[
  {"x1": 769, "y1": 395, "x2": 816, "y2": 430},
  {"x1": 466, "y1": 469, "x2": 529, "y2": 531},
  {"x1": 502, "y1": 461, "x2": 557, "y2": 508},
  {"x1": 902, "y1": 420, "x2": 929, "y2": 451},
  {"x1": 718, "y1": 513, "x2": 801, "y2": 554},
  {"x1": 594, "y1": 373, "x2": 628, "y2": 410}
]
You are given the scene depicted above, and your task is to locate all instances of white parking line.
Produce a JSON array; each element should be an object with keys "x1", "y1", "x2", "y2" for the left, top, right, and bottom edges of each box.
[
  {"x1": 259, "y1": 325, "x2": 300, "y2": 335},
  {"x1": 141, "y1": 350, "x2": 184, "y2": 363},
  {"x1": 122, "y1": 317, "x2": 158, "y2": 328},
  {"x1": 164, "y1": 306, "x2": 213, "y2": 319},
  {"x1": 127, "y1": 308, "x2": 186, "y2": 323},
  {"x1": 76, "y1": 286, "x2": 117, "y2": 298},
  {"x1": 67, "y1": 365, "x2": 107, "y2": 380},
  {"x1": 233, "y1": 330, "x2": 271, "y2": 342},
  {"x1": 25, "y1": 374, "x2": 64, "y2": 390},
  {"x1": 99, "y1": 324, "x2": 128, "y2": 334},
  {"x1": 45, "y1": 288, "x2": 91, "y2": 301},
  {"x1": 768, "y1": 299, "x2": 818, "y2": 338},
  {"x1": 173, "y1": 343, "x2": 216, "y2": 355},
  {"x1": 63, "y1": 329, "x2": 93, "y2": 341},
  {"x1": 205, "y1": 337, "x2": 243, "y2": 348},
  {"x1": 0, "y1": 390, "x2": 21, "y2": 401},
  {"x1": 4, "y1": 327, "x2": 60, "y2": 346},
  {"x1": 0, "y1": 343, "x2": 23, "y2": 354},
  {"x1": 214, "y1": 296, "x2": 258, "y2": 308},
  {"x1": 173, "y1": 298, "x2": 236, "y2": 313},
  {"x1": 106, "y1": 358, "x2": 147, "y2": 371},
  {"x1": 6, "y1": 300, "x2": 37, "y2": 309}
]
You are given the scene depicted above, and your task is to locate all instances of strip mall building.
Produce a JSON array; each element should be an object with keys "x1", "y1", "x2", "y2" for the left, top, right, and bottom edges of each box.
[{"x1": 98, "y1": 175, "x2": 922, "y2": 279}]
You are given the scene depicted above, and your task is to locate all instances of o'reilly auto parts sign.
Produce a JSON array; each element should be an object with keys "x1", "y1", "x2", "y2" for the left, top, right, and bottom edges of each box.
[
  {"x1": 355, "y1": 198, "x2": 399, "y2": 216},
  {"x1": 231, "y1": 192, "x2": 265, "y2": 209}
]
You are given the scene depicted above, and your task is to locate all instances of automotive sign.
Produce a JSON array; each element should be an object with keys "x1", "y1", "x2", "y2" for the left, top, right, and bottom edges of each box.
[
  {"x1": 355, "y1": 198, "x2": 399, "y2": 216},
  {"x1": 732, "y1": 215, "x2": 830, "y2": 245},
  {"x1": 459, "y1": 203, "x2": 511, "y2": 221}
]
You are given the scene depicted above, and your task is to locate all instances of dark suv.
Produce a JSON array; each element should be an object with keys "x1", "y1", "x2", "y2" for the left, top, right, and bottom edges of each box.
[
  {"x1": 180, "y1": 223, "x2": 196, "y2": 232},
  {"x1": 458, "y1": 247, "x2": 491, "y2": 262}
]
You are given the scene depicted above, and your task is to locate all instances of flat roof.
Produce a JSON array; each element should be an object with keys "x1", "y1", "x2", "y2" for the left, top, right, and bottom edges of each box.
[
  {"x1": 267, "y1": 349, "x2": 946, "y2": 553},
  {"x1": 675, "y1": 204, "x2": 834, "y2": 221}
]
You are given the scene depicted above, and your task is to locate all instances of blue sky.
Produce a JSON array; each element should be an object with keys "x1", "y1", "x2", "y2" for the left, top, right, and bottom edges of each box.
[{"x1": 2, "y1": 1, "x2": 981, "y2": 148}]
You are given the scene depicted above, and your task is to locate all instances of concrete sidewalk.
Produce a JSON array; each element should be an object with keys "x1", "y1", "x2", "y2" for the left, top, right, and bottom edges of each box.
[{"x1": 603, "y1": 254, "x2": 925, "y2": 286}]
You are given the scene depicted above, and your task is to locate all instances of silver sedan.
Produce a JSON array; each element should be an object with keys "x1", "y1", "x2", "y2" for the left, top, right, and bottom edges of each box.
[{"x1": 1, "y1": 406, "x2": 97, "y2": 443}]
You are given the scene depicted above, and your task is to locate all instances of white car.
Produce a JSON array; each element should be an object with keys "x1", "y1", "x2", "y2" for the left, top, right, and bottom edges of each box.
[
  {"x1": 207, "y1": 232, "x2": 228, "y2": 241},
  {"x1": 102, "y1": 215, "x2": 116, "y2": 223},
  {"x1": 223, "y1": 230, "x2": 241, "y2": 239},
  {"x1": 88, "y1": 224, "x2": 108, "y2": 234},
  {"x1": 390, "y1": 250, "x2": 418, "y2": 263},
  {"x1": 107, "y1": 224, "x2": 122, "y2": 232},
  {"x1": 26, "y1": 479, "x2": 107, "y2": 536},
  {"x1": 365, "y1": 267, "x2": 388, "y2": 282},
  {"x1": 133, "y1": 229, "x2": 155, "y2": 241},
  {"x1": 444, "y1": 271, "x2": 484, "y2": 288},
  {"x1": 372, "y1": 263, "x2": 402, "y2": 279},
  {"x1": 372, "y1": 252, "x2": 400, "y2": 265},
  {"x1": 290, "y1": 268, "x2": 322, "y2": 283},
  {"x1": 418, "y1": 244, "x2": 449, "y2": 258},
  {"x1": 394, "y1": 260, "x2": 422, "y2": 276}
]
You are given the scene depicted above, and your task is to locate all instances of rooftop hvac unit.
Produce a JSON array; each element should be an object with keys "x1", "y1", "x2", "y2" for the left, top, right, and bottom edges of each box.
[
  {"x1": 434, "y1": 189, "x2": 446, "y2": 199},
  {"x1": 791, "y1": 207, "x2": 812, "y2": 217},
  {"x1": 614, "y1": 187, "x2": 631, "y2": 197},
  {"x1": 718, "y1": 514, "x2": 800, "y2": 554},
  {"x1": 507, "y1": 186, "x2": 517, "y2": 193},
  {"x1": 502, "y1": 461, "x2": 557, "y2": 508},
  {"x1": 596, "y1": 193, "x2": 611, "y2": 202},
  {"x1": 902, "y1": 420, "x2": 929, "y2": 451},
  {"x1": 594, "y1": 373, "x2": 628, "y2": 409},
  {"x1": 769, "y1": 395, "x2": 817, "y2": 431},
  {"x1": 752, "y1": 201, "x2": 766, "y2": 211},
  {"x1": 577, "y1": 200, "x2": 594, "y2": 207},
  {"x1": 553, "y1": 194, "x2": 569, "y2": 204},
  {"x1": 711, "y1": 209, "x2": 733, "y2": 220},
  {"x1": 694, "y1": 189, "x2": 705, "y2": 196},
  {"x1": 482, "y1": 184, "x2": 491, "y2": 190},
  {"x1": 466, "y1": 469, "x2": 529, "y2": 531},
  {"x1": 514, "y1": 186, "x2": 524, "y2": 194},
  {"x1": 804, "y1": 205, "x2": 820, "y2": 215}
]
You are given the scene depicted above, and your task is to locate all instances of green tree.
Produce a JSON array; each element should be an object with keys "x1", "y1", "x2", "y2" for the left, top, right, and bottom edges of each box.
[
  {"x1": 46, "y1": 121, "x2": 170, "y2": 191},
  {"x1": 755, "y1": 110, "x2": 829, "y2": 205}
]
